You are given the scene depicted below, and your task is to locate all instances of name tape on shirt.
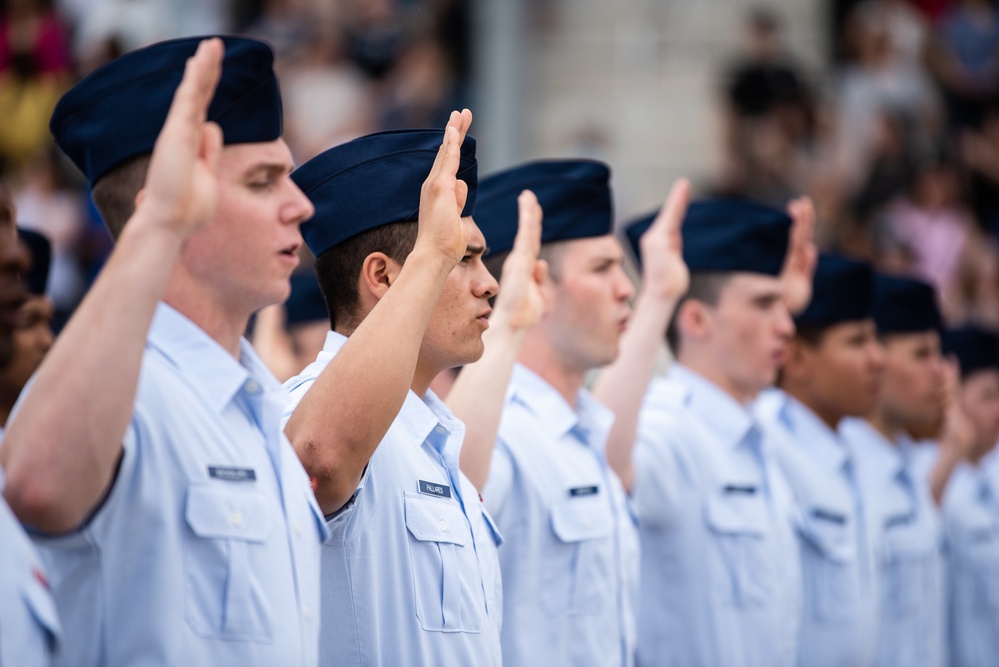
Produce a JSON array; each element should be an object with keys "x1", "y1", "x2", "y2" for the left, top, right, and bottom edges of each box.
[
  {"x1": 884, "y1": 512, "x2": 914, "y2": 529},
  {"x1": 208, "y1": 466, "x2": 257, "y2": 482},
  {"x1": 418, "y1": 480, "x2": 452, "y2": 499},
  {"x1": 722, "y1": 484, "x2": 757, "y2": 495},
  {"x1": 569, "y1": 485, "x2": 600, "y2": 498},
  {"x1": 811, "y1": 508, "x2": 847, "y2": 525}
]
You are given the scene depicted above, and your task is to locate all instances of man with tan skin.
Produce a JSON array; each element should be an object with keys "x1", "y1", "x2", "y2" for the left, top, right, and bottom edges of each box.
[
  {"x1": 840, "y1": 274, "x2": 951, "y2": 667},
  {"x1": 0, "y1": 36, "x2": 478, "y2": 665},
  {"x1": 282, "y1": 128, "x2": 545, "y2": 666},
  {"x1": 936, "y1": 326, "x2": 999, "y2": 667},
  {"x1": 754, "y1": 254, "x2": 885, "y2": 667},
  {"x1": 0, "y1": 181, "x2": 58, "y2": 665}
]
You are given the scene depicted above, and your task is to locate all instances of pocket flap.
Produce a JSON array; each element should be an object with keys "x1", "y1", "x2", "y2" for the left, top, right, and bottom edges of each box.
[
  {"x1": 884, "y1": 522, "x2": 938, "y2": 560},
  {"x1": 185, "y1": 483, "x2": 270, "y2": 542},
  {"x1": 798, "y1": 505, "x2": 855, "y2": 563},
  {"x1": 705, "y1": 493, "x2": 768, "y2": 536},
  {"x1": 550, "y1": 499, "x2": 613, "y2": 543},
  {"x1": 404, "y1": 494, "x2": 468, "y2": 546}
]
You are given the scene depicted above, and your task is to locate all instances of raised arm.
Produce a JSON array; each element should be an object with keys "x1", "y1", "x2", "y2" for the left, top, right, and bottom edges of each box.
[
  {"x1": 1, "y1": 39, "x2": 225, "y2": 532},
  {"x1": 449, "y1": 190, "x2": 545, "y2": 491},
  {"x1": 929, "y1": 357, "x2": 975, "y2": 505},
  {"x1": 592, "y1": 178, "x2": 690, "y2": 493},
  {"x1": 285, "y1": 110, "x2": 475, "y2": 515}
]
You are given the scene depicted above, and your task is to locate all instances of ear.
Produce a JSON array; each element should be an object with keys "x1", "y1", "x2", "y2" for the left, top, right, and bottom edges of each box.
[
  {"x1": 134, "y1": 187, "x2": 147, "y2": 211},
  {"x1": 359, "y1": 252, "x2": 404, "y2": 303},
  {"x1": 538, "y1": 264, "x2": 559, "y2": 316},
  {"x1": 676, "y1": 298, "x2": 711, "y2": 342},
  {"x1": 781, "y1": 337, "x2": 810, "y2": 384}
]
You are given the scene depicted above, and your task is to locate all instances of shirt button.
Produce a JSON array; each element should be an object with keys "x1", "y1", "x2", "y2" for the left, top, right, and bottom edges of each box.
[
  {"x1": 295, "y1": 523, "x2": 303, "y2": 536},
  {"x1": 438, "y1": 519, "x2": 448, "y2": 531},
  {"x1": 245, "y1": 380, "x2": 260, "y2": 393},
  {"x1": 303, "y1": 606, "x2": 312, "y2": 622},
  {"x1": 435, "y1": 426, "x2": 446, "y2": 434},
  {"x1": 230, "y1": 511, "x2": 244, "y2": 527}
]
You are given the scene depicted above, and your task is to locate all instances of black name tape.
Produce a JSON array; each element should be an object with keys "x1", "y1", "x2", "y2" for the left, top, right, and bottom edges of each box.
[
  {"x1": 208, "y1": 466, "x2": 256, "y2": 482},
  {"x1": 811, "y1": 508, "x2": 847, "y2": 525},
  {"x1": 418, "y1": 480, "x2": 452, "y2": 499},
  {"x1": 885, "y1": 513, "x2": 914, "y2": 529},
  {"x1": 569, "y1": 486, "x2": 599, "y2": 498},
  {"x1": 723, "y1": 484, "x2": 757, "y2": 495}
]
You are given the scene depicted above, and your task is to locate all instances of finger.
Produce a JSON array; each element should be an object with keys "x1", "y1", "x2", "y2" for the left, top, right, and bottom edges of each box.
[
  {"x1": 424, "y1": 123, "x2": 460, "y2": 191},
  {"x1": 458, "y1": 108, "x2": 473, "y2": 137},
  {"x1": 512, "y1": 190, "x2": 542, "y2": 260},
  {"x1": 646, "y1": 178, "x2": 691, "y2": 243},
  {"x1": 163, "y1": 38, "x2": 224, "y2": 138},
  {"x1": 455, "y1": 178, "x2": 468, "y2": 213},
  {"x1": 534, "y1": 258, "x2": 549, "y2": 286}
]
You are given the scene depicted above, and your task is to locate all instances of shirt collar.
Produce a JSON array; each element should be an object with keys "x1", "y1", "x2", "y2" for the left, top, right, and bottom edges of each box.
[
  {"x1": 319, "y1": 329, "x2": 467, "y2": 453},
  {"x1": 839, "y1": 417, "x2": 906, "y2": 480},
  {"x1": 509, "y1": 363, "x2": 614, "y2": 452},
  {"x1": 147, "y1": 303, "x2": 275, "y2": 413},
  {"x1": 670, "y1": 364, "x2": 756, "y2": 451},
  {"x1": 777, "y1": 391, "x2": 850, "y2": 471}
]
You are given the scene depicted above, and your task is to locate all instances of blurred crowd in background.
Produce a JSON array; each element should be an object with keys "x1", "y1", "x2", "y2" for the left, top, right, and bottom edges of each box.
[{"x1": 2, "y1": 0, "x2": 999, "y2": 337}]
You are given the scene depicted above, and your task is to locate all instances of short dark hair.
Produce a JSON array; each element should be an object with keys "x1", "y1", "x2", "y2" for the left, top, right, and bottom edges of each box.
[
  {"x1": 666, "y1": 272, "x2": 732, "y2": 355},
  {"x1": 91, "y1": 153, "x2": 152, "y2": 239},
  {"x1": 314, "y1": 221, "x2": 418, "y2": 331}
]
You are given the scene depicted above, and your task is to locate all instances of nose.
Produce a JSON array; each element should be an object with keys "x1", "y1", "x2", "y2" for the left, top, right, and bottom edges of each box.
[
  {"x1": 474, "y1": 261, "x2": 499, "y2": 300},
  {"x1": 774, "y1": 303, "x2": 795, "y2": 339},
  {"x1": 614, "y1": 266, "x2": 635, "y2": 301},
  {"x1": 867, "y1": 338, "x2": 886, "y2": 372},
  {"x1": 284, "y1": 179, "x2": 316, "y2": 226}
]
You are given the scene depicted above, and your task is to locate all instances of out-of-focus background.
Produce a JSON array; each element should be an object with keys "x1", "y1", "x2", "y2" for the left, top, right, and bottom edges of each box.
[{"x1": 3, "y1": 0, "x2": 999, "y2": 331}]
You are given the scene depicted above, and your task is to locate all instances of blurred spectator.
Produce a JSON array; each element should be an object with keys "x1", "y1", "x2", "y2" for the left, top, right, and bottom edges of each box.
[
  {"x1": 282, "y1": 24, "x2": 373, "y2": 161},
  {"x1": 877, "y1": 154, "x2": 999, "y2": 324},
  {"x1": 0, "y1": 0, "x2": 70, "y2": 171},
  {"x1": 377, "y1": 31, "x2": 455, "y2": 129},
  {"x1": 962, "y1": 101, "x2": 999, "y2": 236},
  {"x1": 719, "y1": 8, "x2": 815, "y2": 206},
  {"x1": 242, "y1": 0, "x2": 311, "y2": 64},
  {"x1": 928, "y1": 0, "x2": 999, "y2": 131},
  {"x1": 13, "y1": 149, "x2": 88, "y2": 329},
  {"x1": 345, "y1": 0, "x2": 404, "y2": 79}
]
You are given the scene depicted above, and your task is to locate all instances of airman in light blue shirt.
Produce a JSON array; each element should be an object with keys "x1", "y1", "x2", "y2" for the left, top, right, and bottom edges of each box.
[
  {"x1": 629, "y1": 197, "x2": 812, "y2": 667},
  {"x1": 1, "y1": 37, "x2": 328, "y2": 666},
  {"x1": 938, "y1": 325, "x2": 999, "y2": 667},
  {"x1": 838, "y1": 274, "x2": 950, "y2": 667},
  {"x1": 753, "y1": 253, "x2": 884, "y2": 667},
  {"x1": 0, "y1": 470, "x2": 59, "y2": 667}
]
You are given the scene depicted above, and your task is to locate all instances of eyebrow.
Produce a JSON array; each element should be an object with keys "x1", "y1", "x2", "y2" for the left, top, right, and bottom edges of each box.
[{"x1": 243, "y1": 162, "x2": 293, "y2": 179}]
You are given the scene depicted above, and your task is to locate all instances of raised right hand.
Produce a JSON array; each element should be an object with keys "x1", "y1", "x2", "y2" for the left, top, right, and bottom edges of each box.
[
  {"x1": 136, "y1": 38, "x2": 224, "y2": 236},
  {"x1": 415, "y1": 109, "x2": 473, "y2": 267}
]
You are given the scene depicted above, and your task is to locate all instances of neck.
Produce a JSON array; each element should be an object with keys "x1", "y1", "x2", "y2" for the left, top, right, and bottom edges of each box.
[
  {"x1": 519, "y1": 334, "x2": 586, "y2": 407},
  {"x1": 782, "y1": 385, "x2": 842, "y2": 431},
  {"x1": 867, "y1": 408, "x2": 903, "y2": 444},
  {"x1": 679, "y1": 353, "x2": 755, "y2": 406},
  {"x1": 411, "y1": 359, "x2": 438, "y2": 399},
  {"x1": 163, "y1": 287, "x2": 248, "y2": 359}
]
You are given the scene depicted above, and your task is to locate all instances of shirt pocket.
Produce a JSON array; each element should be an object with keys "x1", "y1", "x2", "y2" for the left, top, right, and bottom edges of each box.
[
  {"x1": 542, "y1": 498, "x2": 614, "y2": 616},
  {"x1": 960, "y1": 532, "x2": 999, "y2": 611},
  {"x1": 798, "y1": 509, "x2": 857, "y2": 622},
  {"x1": 183, "y1": 483, "x2": 275, "y2": 641},
  {"x1": 881, "y1": 522, "x2": 937, "y2": 617},
  {"x1": 705, "y1": 492, "x2": 771, "y2": 608},
  {"x1": 404, "y1": 492, "x2": 486, "y2": 633}
]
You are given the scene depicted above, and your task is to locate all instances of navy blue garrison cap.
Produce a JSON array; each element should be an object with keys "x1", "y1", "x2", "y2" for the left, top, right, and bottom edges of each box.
[
  {"x1": 626, "y1": 198, "x2": 791, "y2": 274},
  {"x1": 795, "y1": 254, "x2": 874, "y2": 328},
  {"x1": 17, "y1": 228, "x2": 50, "y2": 296},
  {"x1": 285, "y1": 271, "x2": 328, "y2": 326},
  {"x1": 942, "y1": 326, "x2": 999, "y2": 378},
  {"x1": 50, "y1": 35, "x2": 282, "y2": 184},
  {"x1": 872, "y1": 274, "x2": 942, "y2": 334},
  {"x1": 475, "y1": 160, "x2": 612, "y2": 256},
  {"x1": 293, "y1": 129, "x2": 477, "y2": 258}
]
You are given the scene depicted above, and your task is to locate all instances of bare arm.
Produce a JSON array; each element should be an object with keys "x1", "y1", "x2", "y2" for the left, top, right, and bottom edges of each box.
[
  {"x1": 1, "y1": 39, "x2": 225, "y2": 532},
  {"x1": 285, "y1": 111, "x2": 475, "y2": 515},
  {"x1": 450, "y1": 191, "x2": 545, "y2": 491},
  {"x1": 592, "y1": 179, "x2": 690, "y2": 493},
  {"x1": 929, "y1": 358, "x2": 975, "y2": 505}
]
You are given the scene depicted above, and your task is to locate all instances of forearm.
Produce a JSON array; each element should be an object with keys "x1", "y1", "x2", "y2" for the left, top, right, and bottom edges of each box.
[
  {"x1": 592, "y1": 291, "x2": 676, "y2": 492},
  {"x1": 1, "y1": 214, "x2": 186, "y2": 531},
  {"x1": 929, "y1": 444, "x2": 962, "y2": 506},
  {"x1": 449, "y1": 322, "x2": 526, "y2": 491},
  {"x1": 286, "y1": 248, "x2": 453, "y2": 513}
]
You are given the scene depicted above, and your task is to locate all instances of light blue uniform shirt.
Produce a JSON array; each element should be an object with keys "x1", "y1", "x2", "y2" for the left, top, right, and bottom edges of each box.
[
  {"x1": 941, "y1": 461, "x2": 999, "y2": 667},
  {"x1": 754, "y1": 389, "x2": 878, "y2": 667},
  {"x1": 839, "y1": 418, "x2": 945, "y2": 667},
  {"x1": 633, "y1": 365, "x2": 802, "y2": 667},
  {"x1": 482, "y1": 363, "x2": 639, "y2": 667},
  {"x1": 25, "y1": 303, "x2": 328, "y2": 667},
  {"x1": 283, "y1": 331, "x2": 503, "y2": 667},
  {"x1": 0, "y1": 469, "x2": 59, "y2": 666}
]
